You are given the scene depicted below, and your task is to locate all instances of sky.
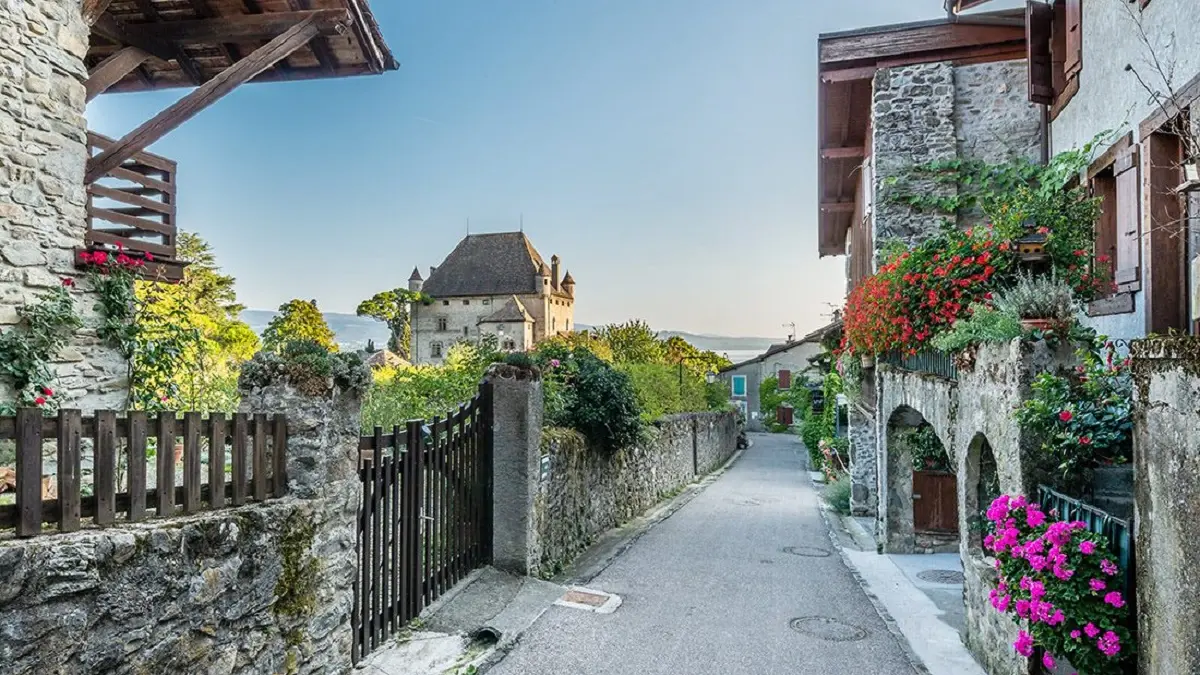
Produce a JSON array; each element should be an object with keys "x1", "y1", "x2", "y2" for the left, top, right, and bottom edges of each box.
[{"x1": 87, "y1": 0, "x2": 948, "y2": 340}]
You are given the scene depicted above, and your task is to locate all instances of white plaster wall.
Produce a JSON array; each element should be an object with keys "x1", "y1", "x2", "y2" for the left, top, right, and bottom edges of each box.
[{"x1": 1052, "y1": 0, "x2": 1200, "y2": 341}]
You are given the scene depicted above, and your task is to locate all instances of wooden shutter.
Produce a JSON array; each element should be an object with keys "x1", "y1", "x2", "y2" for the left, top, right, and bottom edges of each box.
[
  {"x1": 1064, "y1": 0, "x2": 1082, "y2": 80},
  {"x1": 780, "y1": 406, "x2": 794, "y2": 426},
  {"x1": 778, "y1": 369, "x2": 792, "y2": 390},
  {"x1": 1114, "y1": 145, "x2": 1141, "y2": 285},
  {"x1": 1027, "y1": 0, "x2": 1055, "y2": 105},
  {"x1": 1092, "y1": 169, "x2": 1118, "y2": 295}
]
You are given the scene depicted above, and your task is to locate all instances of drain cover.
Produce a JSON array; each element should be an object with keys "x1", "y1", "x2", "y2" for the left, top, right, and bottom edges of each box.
[
  {"x1": 789, "y1": 616, "x2": 868, "y2": 642},
  {"x1": 782, "y1": 545, "x2": 831, "y2": 558},
  {"x1": 917, "y1": 569, "x2": 965, "y2": 585},
  {"x1": 562, "y1": 590, "x2": 608, "y2": 607}
]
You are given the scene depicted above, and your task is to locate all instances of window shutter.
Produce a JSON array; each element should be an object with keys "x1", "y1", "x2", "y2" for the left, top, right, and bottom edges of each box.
[
  {"x1": 1114, "y1": 145, "x2": 1141, "y2": 285},
  {"x1": 1064, "y1": 0, "x2": 1082, "y2": 79},
  {"x1": 1026, "y1": 0, "x2": 1055, "y2": 105},
  {"x1": 778, "y1": 369, "x2": 792, "y2": 390},
  {"x1": 783, "y1": 407, "x2": 794, "y2": 426}
]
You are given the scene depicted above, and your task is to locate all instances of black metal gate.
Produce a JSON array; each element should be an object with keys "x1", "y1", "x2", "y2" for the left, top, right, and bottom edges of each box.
[{"x1": 352, "y1": 382, "x2": 493, "y2": 663}]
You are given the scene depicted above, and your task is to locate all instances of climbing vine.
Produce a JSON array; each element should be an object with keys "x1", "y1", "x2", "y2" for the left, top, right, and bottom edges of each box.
[{"x1": 0, "y1": 279, "x2": 82, "y2": 414}]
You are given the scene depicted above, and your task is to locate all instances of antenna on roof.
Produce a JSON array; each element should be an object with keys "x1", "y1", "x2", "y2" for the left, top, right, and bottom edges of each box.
[
  {"x1": 466, "y1": 217, "x2": 470, "y2": 235},
  {"x1": 520, "y1": 213, "x2": 524, "y2": 232}
]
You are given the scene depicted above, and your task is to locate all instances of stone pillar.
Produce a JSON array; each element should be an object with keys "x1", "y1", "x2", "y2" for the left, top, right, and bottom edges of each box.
[
  {"x1": 847, "y1": 403, "x2": 877, "y2": 517},
  {"x1": 238, "y1": 358, "x2": 367, "y2": 671},
  {"x1": 1131, "y1": 338, "x2": 1200, "y2": 675},
  {"x1": 485, "y1": 363, "x2": 543, "y2": 576},
  {"x1": 0, "y1": 1, "x2": 127, "y2": 409}
]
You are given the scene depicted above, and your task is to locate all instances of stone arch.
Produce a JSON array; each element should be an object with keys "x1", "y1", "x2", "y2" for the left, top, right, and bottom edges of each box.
[
  {"x1": 963, "y1": 432, "x2": 1001, "y2": 555},
  {"x1": 883, "y1": 404, "x2": 956, "y2": 553}
]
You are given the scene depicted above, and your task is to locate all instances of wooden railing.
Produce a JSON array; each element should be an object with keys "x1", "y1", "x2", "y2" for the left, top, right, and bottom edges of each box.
[
  {"x1": 1, "y1": 409, "x2": 287, "y2": 537},
  {"x1": 84, "y1": 132, "x2": 184, "y2": 281}
]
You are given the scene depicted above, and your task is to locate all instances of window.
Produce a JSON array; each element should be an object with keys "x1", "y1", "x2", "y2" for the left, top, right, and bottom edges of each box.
[
  {"x1": 503, "y1": 339, "x2": 516, "y2": 350},
  {"x1": 777, "y1": 369, "x2": 792, "y2": 390},
  {"x1": 1087, "y1": 135, "x2": 1140, "y2": 316},
  {"x1": 552, "y1": 317, "x2": 556, "y2": 332},
  {"x1": 463, "y1": 300, "x2": 470, "y2": 305},
  {"x1": 431, "y1": 342, "x2": 443, "y2": 358},
  {"x1": 482, "y1": 299, "x2": 491, "y2": 305},
  {"x1": 463, "y1": 326, "x2": 469, "y2": 337},
  {"x1": 731, "y1": 375, "x2": 747, "y2": 398},
  {"x1": 437, "y1": 317, "x2": 448, "y2": 332},
  {"x1": 442, "y1": 300, "x2": 449, "y2": 306},
  {"x1": 1026, "y1": 0, "x2": 1081, "y2": 116}
]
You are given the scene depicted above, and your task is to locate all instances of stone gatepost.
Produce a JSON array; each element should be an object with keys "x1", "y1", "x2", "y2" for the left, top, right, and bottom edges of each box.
[
  {"x1": 0, "y1": 2, "x2": 128, "y2": 409},
  {"x1": 1130, "y1": 338, "x2": 1200, "y2": 675},
  {"x1": 847, "y1": 402, "x2": 877, "y2": 517},
  {"x1": 484, "y1": 363, "x2": 543, "y2": 576},
  {"x1": 238, "y1": 355, "x2": 368, "y2": 672}
]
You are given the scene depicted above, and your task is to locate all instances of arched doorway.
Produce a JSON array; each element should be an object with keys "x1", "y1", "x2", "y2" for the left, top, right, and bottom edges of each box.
[
  {"x1": 884, "y1": 406, "x2": 957, "y2": 553},
  {"x1": 964, "y1": 433, "x2": 1000, "y2": 555}
]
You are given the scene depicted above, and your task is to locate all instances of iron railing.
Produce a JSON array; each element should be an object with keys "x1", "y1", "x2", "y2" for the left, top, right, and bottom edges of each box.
[
  {"x1": 881, "y1": 350, "x2": 958, "y2": 381},
  {"x1": 1037, "y1": 485, "x2": 1135, "y2": 594}
]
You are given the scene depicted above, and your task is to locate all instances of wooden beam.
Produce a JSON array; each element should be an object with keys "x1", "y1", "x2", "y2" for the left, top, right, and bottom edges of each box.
[
  {"x1": 820, "y1": 201, "x2": 856, "y2": 213},
  {"x1": 92, "y1": 14, "x2": 175, "y2": 61},
  {"x1": 125, "y1": 9, "x2": 351, "y2": 45},
  {"x1": 86, "y1": 47, "x2": 152, "y2": 101},
  {"x1": 85, "y1": 15, "x2": 324, "y2": 184},
  {"x1": 133, "y1": 0, "x2": 205, "y2": 85},
  {"x1": 82, "y1": 0, "x2": 116, "y2": 25},
  {"x1": 821, "y1": 146, "x2": 866, "y2": 160},
  {"x1": 821, "y1": 66, "x2": 877, "y2": 84},
  {"x1": 289, "y1": 0, "x2": 337, "y2": 72},
  {"x1": 820, "y1": 22, "x2": 1024, "y2": 66}
]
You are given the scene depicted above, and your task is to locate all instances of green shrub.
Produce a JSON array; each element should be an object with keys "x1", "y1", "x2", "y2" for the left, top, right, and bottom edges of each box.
[
  {"x1": 705, "y1": 380, "x2": 731, "y2": 411},
  {"x1": 800, "y1": 415, "x2": 825, "y2": 467},
  {"x1": 241, "y1": 339, "x2": 370, "y2": 397},
  {"x1": 619, "y1": 362, "x2": 708, "y2": 421},
  {"x1": 930, "y1": 303, "x2": 1023, "y2": 353},
  {"x1": 555, "y1": 352, "x2": 642, "y2": 450},
  {"x1": 825, "y1": 471, "x2": 852, "y2": 515},
  {"x1": 994, "y1": 271, "x2": 1078, "y2": 321}
]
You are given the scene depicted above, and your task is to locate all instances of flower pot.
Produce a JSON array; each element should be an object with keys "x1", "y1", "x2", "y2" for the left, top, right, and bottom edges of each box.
[{"x1": 1020, "y1": 318, "x2": 1055, "y2": 331}]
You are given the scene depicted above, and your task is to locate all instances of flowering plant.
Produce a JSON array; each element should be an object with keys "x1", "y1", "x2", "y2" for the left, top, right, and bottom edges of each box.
[
  {"x1": 1015, "y1": 339, "x2": 1132, "y2": 484},
  {"x1": 0, "y1": 282, "x2": 81, "y2": 414},
  {"x1": 985, "y1": 494, "x2": 1133, "y2": 674}
]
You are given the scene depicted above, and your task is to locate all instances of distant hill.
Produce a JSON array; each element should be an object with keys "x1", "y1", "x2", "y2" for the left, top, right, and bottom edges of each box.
[{"x1": 241, "y1": 311, "x2": 780, "y2": 356}]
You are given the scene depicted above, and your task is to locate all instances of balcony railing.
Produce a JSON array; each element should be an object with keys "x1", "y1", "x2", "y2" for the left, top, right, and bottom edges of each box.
[
  {"x1": 880, "y1": 350, "x2": 958, "y2": 381},
  {"x1": 1038, "y1": 485, "x2": 1135, "y2": 594},
  {"x1": 82, "y1": 132, "x2": 185, "y2": 281}
]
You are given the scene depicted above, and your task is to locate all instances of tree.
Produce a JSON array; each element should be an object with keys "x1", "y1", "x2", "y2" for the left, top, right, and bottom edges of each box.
[
  {"x1": 356, "y1": 288, "x2": 422, "y2": 360},
  {"x1": 262, "y1": 299, "x2": 337, "y2": 353},
  {"x1": 595, "y1": 320, "x2": 664, "y2": 364},
  {"x1": 133, "y1": 232, "x2": 261, "y2": 411},
  {"x1": 662, "y1": 335, "x2": 731, "y2": 376}
]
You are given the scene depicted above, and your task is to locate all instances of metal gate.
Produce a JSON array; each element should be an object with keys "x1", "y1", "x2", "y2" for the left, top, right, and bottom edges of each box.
[
  {"x1": 913, "y1": 470, "x2": 958, "y2": 533},
  {"x1": 352, "y1": 382, "x2": 493, "y2": 664}
]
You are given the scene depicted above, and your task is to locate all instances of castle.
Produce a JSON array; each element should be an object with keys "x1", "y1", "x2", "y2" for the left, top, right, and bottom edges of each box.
[{"x1": 408, "y1": 232, "x2": 575, "y2": 364}]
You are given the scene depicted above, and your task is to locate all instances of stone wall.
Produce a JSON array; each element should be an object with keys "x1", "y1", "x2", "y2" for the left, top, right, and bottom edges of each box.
[
  {"x1": 0, "y1": 0, "x2": 127, "y2": 410},
  {"x1": 952, "y1": 60, "x2": 1044, "y2": 166},
  {"x1": 0, "y1": 370, "x2": 364, "y2": 674},
  {"x1": 847, "y1": 403, "x2": 877, "y2": 517},
  {"x1": 530, "y1": 412, "x2": 738, "y2": 579},
  {"x1": 1130, "y1": 338, "x2": 1200, "y2": 675}
]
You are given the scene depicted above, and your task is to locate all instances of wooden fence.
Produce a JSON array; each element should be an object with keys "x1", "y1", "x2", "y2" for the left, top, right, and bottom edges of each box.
[{"x1": 1, "y1": 409, "x2": 287, "y2": 537}]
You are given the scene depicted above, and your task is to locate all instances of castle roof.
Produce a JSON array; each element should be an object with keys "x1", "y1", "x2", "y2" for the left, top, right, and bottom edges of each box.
[
  {"x1": 479, "y1": 296, "x2": 534, "y2": 324},
  {"x1": 562, "y1": 271, "x2": 575, "y2": 285},
  {"x1": 422, "y1": 232, "x2": 550, "y2": 297},
  {"x1": 408, "y1": 267, "x2": 423, "y2": 281}
]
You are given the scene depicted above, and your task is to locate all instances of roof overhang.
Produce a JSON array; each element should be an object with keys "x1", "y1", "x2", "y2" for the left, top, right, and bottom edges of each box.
[
  {"x1": 87, "y1": 0, "x2": 398, "y2": 95},
  {"x1": 815, "y1": 10, "x2": 1027, "y2": 257}
]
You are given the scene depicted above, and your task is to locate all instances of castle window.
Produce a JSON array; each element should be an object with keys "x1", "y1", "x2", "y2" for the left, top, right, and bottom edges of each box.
[
  {"x1": 463, "y1": 326, "x2": 468, "y2": 336},
  {"x1": 503, "y1": 339, "x2": 516, "y2": 351},
  {"x1": 437, "y1": 318, "x2": 448, "y2": 332},
  {"x1": 431, "y1": 342, "x2": 443, "y2": 358}
]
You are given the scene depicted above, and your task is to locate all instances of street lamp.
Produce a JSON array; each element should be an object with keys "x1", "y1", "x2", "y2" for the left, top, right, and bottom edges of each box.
[{"x1": 677, "y1": 354, "x2": 710, "y2": 396}]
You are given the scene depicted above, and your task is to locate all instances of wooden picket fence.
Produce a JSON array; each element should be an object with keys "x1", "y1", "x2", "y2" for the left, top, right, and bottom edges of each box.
[{"x1": 1, "y1": 409, "x2": 287, "y2": 537}]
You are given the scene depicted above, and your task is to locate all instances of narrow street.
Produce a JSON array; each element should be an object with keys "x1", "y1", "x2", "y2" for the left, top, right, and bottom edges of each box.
[{"x1": 489, "y1": 433, "x2": 919, "y2": 674}]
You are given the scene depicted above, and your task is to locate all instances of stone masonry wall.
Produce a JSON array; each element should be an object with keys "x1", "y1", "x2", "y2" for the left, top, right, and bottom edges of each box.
[
  {"x1": 0, "y1": 375, "x2": 364, "y2": 674},
  {"x1": 531, "y1": 412, "x2": 737, "y2": 579},
  {"x1": 952, "y1": 60, "x2": 1044, "y2": 166},
  {"x1": 0, "y1": 0, "x2": 127, "y2": 410},
  {"x1": 847, "y1": 403, "x2": 877, "y2": 517}
]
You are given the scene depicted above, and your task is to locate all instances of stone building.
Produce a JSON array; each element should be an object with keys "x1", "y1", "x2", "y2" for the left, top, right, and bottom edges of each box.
[
  {"x1": 408, "y1": 232, "x2": 575, "y2": 365},
  {"x1": 0, "y1": 1, "x2": 395, "y2": 410},
  {"x1": 717, "y1": 321, "x2": 838, "y2": 430}
]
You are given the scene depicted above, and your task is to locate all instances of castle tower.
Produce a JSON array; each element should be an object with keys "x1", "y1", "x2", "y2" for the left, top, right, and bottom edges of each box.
[{"x1": 408, "y1": 266, "x2": 423, "y2": 292}]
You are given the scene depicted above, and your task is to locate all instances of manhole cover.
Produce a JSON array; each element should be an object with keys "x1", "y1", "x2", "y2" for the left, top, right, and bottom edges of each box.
[
  {"x1": 789, "y1": 617, "x2": 868, "y2": 642},
  {"x1": 917, "y1": 569, "x2": 965, "y2": 585},
  {"x1": 562, "y1": 590, "x2": 608, "y2": 607},
  {"x1": 782, "y1": 545, "x2": 831, "y2": 558}
]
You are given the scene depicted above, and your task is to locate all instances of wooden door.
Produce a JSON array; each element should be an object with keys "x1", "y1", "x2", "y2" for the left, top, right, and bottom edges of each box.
[{"x1": 913, "y1": 471, "x2": 959, "y2": 533}]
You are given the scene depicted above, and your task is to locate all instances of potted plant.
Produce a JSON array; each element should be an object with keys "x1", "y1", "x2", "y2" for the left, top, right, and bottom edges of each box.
[{"x1": 994, "y1": 273, "x2": 1077, "y2": 332}]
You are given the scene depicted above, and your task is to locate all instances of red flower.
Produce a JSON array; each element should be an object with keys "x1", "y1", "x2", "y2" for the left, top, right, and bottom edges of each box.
[
  {"x1": 78, "y1": 251, "x2": 93, "y2": 264},
  {"x1": 1080, "y1": 436, "x2": 1092, "y2": 445},
  {"x1": 42, "y1": 387, "x2": 53, "y2": 397},
  {"x1": 145, "y1": 253, "x2": 155, "y2": 262},
  {"x1": 116, "y1": 242, "x2": 125, "y2": 251},
  {"x1": 93, "y1": 251, "x2": 108, "y2": 265},
  {"x1": 116, "y1": 253, "x2": 132, "y2": 266},
  {"x1": 1074, "y1": 249, "x2": 1087, "y2": 257},
  {"x1": 1097, "y1": 254, "x2": 1111, "y2": 263},
  {"x1": 34, "y1": 397, "x2": 45, "y2": 406},
  {"x1": 61, "y1": 278, "x2": 74, "y2": 287},
  {"x1": 1037, "y1": 226, "x2": 1050, "y2": 234},
  {"x1": 1059, "y1": 410, "x2": 1073, "y2": 422}
]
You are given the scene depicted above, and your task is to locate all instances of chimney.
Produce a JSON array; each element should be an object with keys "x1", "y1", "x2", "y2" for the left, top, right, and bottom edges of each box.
[
  {"x1": 551, "y1": 255, "x2": 560, "y2": 291},
  {"x1": 429, "y1": 266, "x2": 436, "y2": 277}
]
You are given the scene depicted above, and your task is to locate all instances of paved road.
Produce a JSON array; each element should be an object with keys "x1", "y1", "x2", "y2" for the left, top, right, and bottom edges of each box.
[{"x1": 489, "y1": 433, "x2": 919, "y2": 675}]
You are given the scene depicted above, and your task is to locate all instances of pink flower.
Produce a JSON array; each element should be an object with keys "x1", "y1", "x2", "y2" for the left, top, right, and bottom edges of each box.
[
  {"x1": 1070, "y1": 630, "x2": 1082, "y2": 639},
  {"x1": 1084, "y1": 623, "x2": 1100, "y2": 638},
  {"x1": 1090, "y1": 578, "x2": 1107, "y2": 592},
  {"x1": 549, "y1": 359, "x2": 561, "y2": 367},
  {"x1": 1013, "y1": 630, "x2": 1035, "y2": 657},
  {"x1": 145, "y1": 252, "x2": 155, "y2": 261},
  {"x1": 1104, "y1": 591, "x2": 1126, "y2": 608},
  {"x1": 1027, "y1": 508, "x2": 1046, "y2": 528},
  {"x1": 1101, "y1": 559, "x2": 1119, "y2": 576},
  {"x1": 1043, "y1": 653, "x2": 1056, "y2": 669},
  {"x1": 1015, "y1": 600, "x2": 1031, "y2": 618},
  {"x1": 1098, "y1": 631, "x2": 1122, "y2": 657},
  {"x1": 1079, "y1": 540, "x2": 1097, "y2": 555}
]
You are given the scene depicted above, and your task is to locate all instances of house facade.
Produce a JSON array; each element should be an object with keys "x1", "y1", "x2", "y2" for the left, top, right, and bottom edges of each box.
[
  {"x1": 408, "y1": 232, "x2": 575, "y2": 365},
  {"x1": 718, "y1": 322, "x2": 838, "y2": 430}
]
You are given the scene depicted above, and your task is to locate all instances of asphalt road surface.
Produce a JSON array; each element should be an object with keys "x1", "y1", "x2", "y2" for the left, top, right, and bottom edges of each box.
[{"x1": 489, "y1": 432, "x2": 920, "y2": 675}]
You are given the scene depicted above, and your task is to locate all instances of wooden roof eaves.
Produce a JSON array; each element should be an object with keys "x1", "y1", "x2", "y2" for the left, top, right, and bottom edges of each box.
[
  {"x1": 818, "y1": 10, "x2": 1026, "y2": 70},
  {"x1": 344, "y1": 0, "x2": 399, "y2": 73}
]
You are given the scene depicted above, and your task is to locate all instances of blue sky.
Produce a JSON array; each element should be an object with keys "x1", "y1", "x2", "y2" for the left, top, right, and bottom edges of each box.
[{"x1": 87, "y1": 0, "x2": 940, "y2": 339}]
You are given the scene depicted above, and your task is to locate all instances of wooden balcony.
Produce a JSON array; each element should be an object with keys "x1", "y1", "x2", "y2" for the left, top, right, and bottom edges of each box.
[{"x1": 81, "y1": 132, "x2": 186, "y2": 281}]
